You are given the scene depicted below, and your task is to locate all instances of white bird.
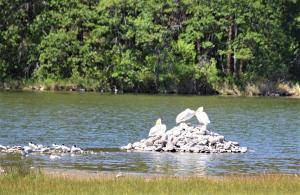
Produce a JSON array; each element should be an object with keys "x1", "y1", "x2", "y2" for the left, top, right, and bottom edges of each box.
[
  {"x1": 28, "y1": 142, "x2": 38, "y2": 149},
  {"x1": 50, "y1": 155, "x2": 61, "y2": 160},
  {"x1": 0, "y1": 145, "x2": 7, "y2": 150},
  {"x1": 176, "y1": 108, "x2": 196, "y2": 124},
  {"x1": 0, "y1": 168, "x2": 5, "y2": 173},
  {"x1": 71, "y1": 145, "x2": 82, "y2": 153},
  {"x1": 23, "y1": 146, "x2": 33, "y2": 153},
  {"x1": 52, "y1": 143, "x2": 59, "y2": 147},
  {"x1": 60, "y1": 144, "x2": 70, "y2": 152},
  {"x1": 195, "y1": 107, "x2": 210, "y2": 126},
  {"x1": 116, "y1": 172, "x2": 124, "y2": 178},
  {"x1": 148, "y1": 118, "x2": 167, "y2": 137}
]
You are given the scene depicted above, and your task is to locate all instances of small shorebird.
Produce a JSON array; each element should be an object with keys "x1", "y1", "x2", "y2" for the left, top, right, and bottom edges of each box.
[
  {"x1": 71, "y1": 145, "x2": 82, "y2": 153},
  {"x1": 50, "y1": 155, "x2": 61, "y2": 160},
  {"x1": 116, "y1": 172, "x2": 124, "y2": 178}
]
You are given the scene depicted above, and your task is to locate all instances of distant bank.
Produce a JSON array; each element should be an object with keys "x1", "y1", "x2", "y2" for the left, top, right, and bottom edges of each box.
[{"x1": 1, "y1": 79, "x2": 299, "y2": 97}]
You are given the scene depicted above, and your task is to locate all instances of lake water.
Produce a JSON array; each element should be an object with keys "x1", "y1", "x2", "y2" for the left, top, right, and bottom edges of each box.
[{"x1": 0, "y1": 91, "x2": 299, "y2": 176}]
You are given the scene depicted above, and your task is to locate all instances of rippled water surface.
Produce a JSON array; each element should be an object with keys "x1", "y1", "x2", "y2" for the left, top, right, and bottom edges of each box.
[{"x1": 0, "y1": 91, "x2": 299, "y2": 176}]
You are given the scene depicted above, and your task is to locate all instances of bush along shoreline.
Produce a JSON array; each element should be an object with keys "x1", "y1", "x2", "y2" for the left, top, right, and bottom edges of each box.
[{"x1": 0, "y1": 79, "x2": 299, "y2": 97}]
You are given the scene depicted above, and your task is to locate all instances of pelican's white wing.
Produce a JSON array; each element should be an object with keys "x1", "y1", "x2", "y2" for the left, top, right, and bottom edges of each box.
[
  {"x1": 176, "y1": 109, "x2": 195, "y2": 124},
  {"x1": 195, "y1": 111, "x2": 210, "y2": 125},
  {"x1": 148, "y1": 124, "x2": 158, "y2": 136},
  {"x1": 149, "y1": 124, "x2": 167, "y2": 137},
  {"x1": 160, "y1": 124, "x2": 167, "y2": 133}
]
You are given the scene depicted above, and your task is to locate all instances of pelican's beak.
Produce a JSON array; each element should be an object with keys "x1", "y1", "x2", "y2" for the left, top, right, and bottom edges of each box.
[
  {"x1": 197, "y1": 107, "x2": 204, "y2": 112},
  {"x1": 156, "y1": 118, "x2": 162, "y2": 125}
]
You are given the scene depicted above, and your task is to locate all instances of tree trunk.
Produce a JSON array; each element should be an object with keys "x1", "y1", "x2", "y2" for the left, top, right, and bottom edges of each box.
[
  {"x1": 233, "y1": 20, "x2": 238, "y2": 76},
  {"x1": 196, "y1": 39, "x2": 202, "y2": 66},
  {"x1": 239, "y1": 60, "x2": 243, "y2": 73},
  {"x1": 227, "y1": 16, "x2": 235, "y2": 75}
]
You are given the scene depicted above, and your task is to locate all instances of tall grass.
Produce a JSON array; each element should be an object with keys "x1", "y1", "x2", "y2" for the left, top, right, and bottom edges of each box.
[{"x1": 0, "y1": 169, "x2": 299, "y2": 195}]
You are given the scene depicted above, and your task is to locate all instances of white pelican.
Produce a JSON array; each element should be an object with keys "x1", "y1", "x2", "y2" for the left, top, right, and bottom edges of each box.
[
  {"x1": 71, "y1": 145, "x2": 82, "y2": 153},
  {"x1": 195, "y1": 107, "x2": 210, "y2": 126},
  {"x1": 148, "y1": 118, "x2": 167, "y2": 137},
  {"x1": 176, "y1": 108, "x2": 195, "y2": 124}
]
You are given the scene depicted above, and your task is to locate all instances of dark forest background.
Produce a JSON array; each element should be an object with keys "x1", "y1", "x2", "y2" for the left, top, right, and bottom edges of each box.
[{"x1": 1, "y1": 0, "x2": 300, "y2": 94}]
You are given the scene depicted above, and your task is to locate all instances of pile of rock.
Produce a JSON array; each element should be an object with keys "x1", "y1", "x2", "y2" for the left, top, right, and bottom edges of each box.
[
  {"x1": 0, "y1": 143, "x2": 94, "y2": 155},
  {"x1": 121, "y1": 123, "x2": 247, "y2": 153}
]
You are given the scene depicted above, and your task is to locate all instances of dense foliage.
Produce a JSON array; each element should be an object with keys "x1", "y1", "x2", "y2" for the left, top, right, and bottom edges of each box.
[{"x1": 0, "y1": 0, "x2": 300, "y2": 93}]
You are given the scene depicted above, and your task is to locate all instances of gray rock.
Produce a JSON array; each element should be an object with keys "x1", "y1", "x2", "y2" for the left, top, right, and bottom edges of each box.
[
  {"x1": 199, "y1": 129, "x2": 207, "y2": 135},
  {"x1": 145, "y1": 139, "x2": 154, "y2": 146},
  {"x1": 216, "y1": 143, "x2": 224, "y2": 149},
  {"x1": 132, "y1": 142, "x2": 143, "y2": 149},
  {"x1": 178, "y1": 146, "x2": 188, "y2": 152},
  {"x1": 154, "y1": 139, "x2": 166, "y2": 145},
  {"x1": 224, "y1": 141, "x2": 232, "y2": 150},
  {"x1": 173, "y1": 129, "x2": 182, "y2": 137},
  {"x1": 161, "y1": 134, "x2": 168, "y2": 141},
  {"x1": 144, "y1": 146, "x2": 156, "y2": 151},
  {"x1": 208, "y1": 136, "x2": 218, "y2": 145},
  {"x1": 154, "y1": 144, "x2": 163, "y2": 151},
  {"x1": 189, "y1": 146, "x2": 200, "y2": 153},
  {"x1": 162, "y1": 142, "x2": 175, "y2": 152},
  {"x1": 185, "y1": 132, "x2": 193, "y2": 138},
  {"x1": 120, "y1": 122, "x2": 247, "y2": 154},
  {"x1": 200, "y1": 135, "x2": 210, "y2": 140},
  {"x1": 217, "y1": 135, "x2": 225, "y2": 143},
  {"x1": 134, "y1": 147, "x2": 144, "y2": 151},
  {"x1": 198, "y1": 146, "x2": 208, "y2": 152},
  {"x1": 175, "y1": 141, "x2": 185, "y2": 147},
  {"x1": 198, "y1": 139, "x2": 208, "y2": 145},
  {"x1": 240, "y1": 147, "x2": 248, "y2": 153},
  {"x1": 172, "y1": 137, "x2": 179, "y2": 145},
  {"x1": 187, "y1": 142, "x2": 197, "y2": 148}
]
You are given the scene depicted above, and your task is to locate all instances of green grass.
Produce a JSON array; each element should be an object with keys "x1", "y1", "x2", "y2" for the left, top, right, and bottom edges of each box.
[{"x1": 0, "y1": 170, "x2": 299, "y2": 195}]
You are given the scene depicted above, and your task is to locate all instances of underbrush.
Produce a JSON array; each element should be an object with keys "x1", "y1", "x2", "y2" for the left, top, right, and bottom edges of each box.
[
  {"x1": 217, "y1": 81, "x2": 300, "y2": 96},
  {"x1": 1, "y1": 78, "x2": 300, "y2": 97}
]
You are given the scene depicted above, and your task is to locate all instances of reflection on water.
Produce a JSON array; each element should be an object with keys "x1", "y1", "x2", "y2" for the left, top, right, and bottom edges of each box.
[{"x1": 0, "y1": 92, "x2": 299, "y2": 175}]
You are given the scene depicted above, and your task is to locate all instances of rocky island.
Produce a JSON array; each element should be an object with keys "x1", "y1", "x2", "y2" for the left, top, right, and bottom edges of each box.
[{"x1": 121, "y1": 107, "x2": 247, "y2": 153}]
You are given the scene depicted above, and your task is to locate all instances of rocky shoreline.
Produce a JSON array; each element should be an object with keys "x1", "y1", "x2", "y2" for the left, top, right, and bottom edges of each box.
[
  {"x1": 121, "y1": 123, "x2": 247, "y2": 153},
  {"x1": 0, "y1": 143, "x2": 95, "y2": 156}
]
